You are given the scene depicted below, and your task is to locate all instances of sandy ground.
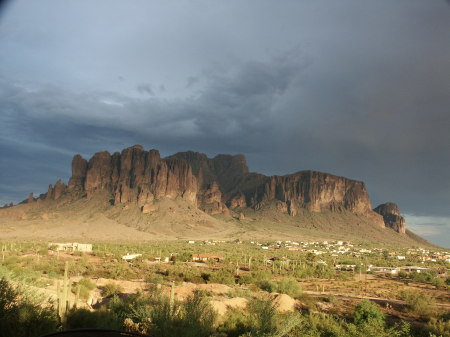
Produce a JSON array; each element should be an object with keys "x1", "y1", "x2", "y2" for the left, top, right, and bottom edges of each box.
[{"x1": 26, "y1": 275, "x2": 300, "y2": 316}]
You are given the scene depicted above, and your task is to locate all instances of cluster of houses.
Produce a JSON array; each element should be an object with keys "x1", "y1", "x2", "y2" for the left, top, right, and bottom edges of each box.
[
  {"x1": 252, "y1": 240, "x2": 352, "y2": 255},
  {"x1": 187, "y1": 240, "x2": 227, "y2": 245},
  {"x1": 404, "y1": 248, "x2": 450, "y2": 263},
  {"x1": 248, "y1": 240, "x2": 450, "y2": 264},
  {"x1": 335, "y1": 264, "x2": 430, "y2": 275},
  {"x1": 47, "y1": 240, "x2": 448, "y2": 272},
  {"x1": 120, "y1": 252, "x2": 223, "y2": 263}
]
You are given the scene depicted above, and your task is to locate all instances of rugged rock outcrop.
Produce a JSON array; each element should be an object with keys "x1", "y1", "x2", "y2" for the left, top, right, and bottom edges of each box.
[
  {"x1": 35, "y1": 145, "x2": 403, "y2": 233},
  {"x1": 199, "y1": 182, "x2": 225, "y2": 215},
  {"x1": 45, "y1": 180, "x2": 67, "y2": 200},
  {"x1": 373, "y1": 202, "x2": 406, "y2": 234},
  {"x1": 62, "y1": 145, "x2": 198, "y2": 206},
  {"x1": 53, "y1": 180, "x2": 67, "y2": 199},
  {"x1": 68, "y1": 154, "x2": 88, "y2": 190}
]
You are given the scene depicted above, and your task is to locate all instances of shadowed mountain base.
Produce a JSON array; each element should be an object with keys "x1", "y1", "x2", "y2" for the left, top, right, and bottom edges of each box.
[{"x1": 0, "y1": 192, "x2": 435, "y2": 247}]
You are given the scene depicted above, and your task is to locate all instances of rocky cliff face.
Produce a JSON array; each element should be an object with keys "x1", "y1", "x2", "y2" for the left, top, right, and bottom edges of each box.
[
  {"x1": 63, "y1": 145, "x2": 198, "y2": 208},
  {"x1": 373, "y1": 202, "x2": 407, "y2": 234},
  {"x1": 235, "y1": 171, "x2": 372, "y2": 214},
  {"x1": 40, "y1": 145, "x2": 401, "y2": 232}
]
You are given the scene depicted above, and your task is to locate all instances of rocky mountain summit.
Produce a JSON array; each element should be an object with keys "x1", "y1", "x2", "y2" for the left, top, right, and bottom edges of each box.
[
  {"x1": 373, "y1": 202, "x2": 407, "y2": 234},
  {"x1": 25, "y1": 145, "x2": 408, "y2": 234}
]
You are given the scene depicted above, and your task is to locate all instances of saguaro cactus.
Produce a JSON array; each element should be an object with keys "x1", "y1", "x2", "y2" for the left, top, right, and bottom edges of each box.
[
  {"x1": 169, "y1": 281, "x2": 175, "y2": 315},
  {"x1": 57, "y1": 261, "x2": 70, "y2": 324}
]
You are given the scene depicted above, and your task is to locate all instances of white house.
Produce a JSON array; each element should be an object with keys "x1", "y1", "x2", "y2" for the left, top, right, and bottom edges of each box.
[
  {"x1": 49, "y1": 242, "x2": 92, "y2": 253},
  {"x1": 122, "y1": 253, "x2": 142, "y2": 261}
]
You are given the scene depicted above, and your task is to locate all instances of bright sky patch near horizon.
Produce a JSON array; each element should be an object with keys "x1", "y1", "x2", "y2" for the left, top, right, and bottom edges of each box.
[{"x1": 0, "y1": 0, "x2": 449, "y2": 247}]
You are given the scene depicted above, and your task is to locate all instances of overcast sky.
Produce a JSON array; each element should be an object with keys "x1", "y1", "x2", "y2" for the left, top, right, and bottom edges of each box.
[{"x1": 0, "y1": 0, "x2": 449, "y2": 246}]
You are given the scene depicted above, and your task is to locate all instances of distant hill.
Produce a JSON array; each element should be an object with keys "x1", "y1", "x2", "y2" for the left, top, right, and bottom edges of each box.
[{"x1": 0, "y1": 145, "x2": 435, "y2": 246}]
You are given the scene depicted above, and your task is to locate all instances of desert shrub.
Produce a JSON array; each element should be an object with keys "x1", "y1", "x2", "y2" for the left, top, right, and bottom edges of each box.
[
  {"x1": 397, "y1": 270, "x2": 408, "y2": 279},
  {"x1": 102, "y1": 282, "x2": 124, "y2": 297},
  {"x1": 239, "y1": 270, "x2": 272, "y2": 285},
  {"x1": 66, "y1": 307, "x2": 122, "y2": 330},
  {"x1": 48, "y1": 271, "x2": 59, "y2": 279},
  {"x1": 201, "y1": 272, "x2": 211, "y2": 282},
  {"x1": 3, "y1": 256, "x2": 19, "y2": 266},
  {"x1": 297, "y1": 312, "x2": 348, "y2": 337},
  {"x1": 411, "y1": 271, "x2": 433, "y2": 283},
  {"x1": 178, "y1": 268, "x2": 204, "y2": 283},
  {"x1": 246, "y1": 298, "x2": 278, "y2": 335},
  {"x1": 107, "y1": 294, "x2": 130, "y2": 316},
  {"x1": 193, "y1": 289, "x2": 213, "y2": 297},
  {"x1": 227, "y1": 286, "x2": 252, "y2": 299},
  {"x1": 335, "y1": 271, "x2": 353, "y2": 281},
  {"x1": 38, "y1": 248, "x2": 49, "y2": 255},
  {"x1": 314, "y1": 264, "x2": 335, "y2": 279},
  {"x1": 426, "y1": 316, "x2": 450, "y2": 337},
  {"x1": 0, "y1": 278, "x2": 58, "y2": 337},
  {"x1": 172, "y1": 252, "x2": 192, "y2": 263},
  {"x1": 151, "y1": 292, "x2": 216, "y2": 337},
  {"x1": 77, "y1": 277, "x2": 95, "y2": 290},
  {"x1": 353, "y1": 299, "x2": 385, "y2": 327},
  {"x1": 31, "y1": 260, "x2": 58, "y2": 275},
  {"x1": 217, "y1": 306, "x2": 249, "y2": 337},
  {"x1": 284, "y1": 311, "x2": 411, "y2": 337},
  {"x1": 400, "y1": 290, "x2": 437, "y2": 319},
  {"x1": 431, "y1": 277, "x2": 445, "y2": 289},
  {"x1": 72, "y1": 277, "x2": 96, "y2": 299},
  {"x1": 103, "y1": 262, "x2": 137, "y2": 280},
  {"x1": 145, "y1": 273, "x2": 165, "y2": 286},
  {"x1": 252, "y1": 270, "x2": 272, "y2": 282},
  {"x1": 238, "y1": 273, "x2": 254, "y2": 285},
  {"x1": 149, "y1": 294, "x2": 177, "y2": 336},
  {"x1": 297, "y1": 292, "x2": 319, "y2": 311},
  {"x1": 276, "y1": 278, "x2": 302, "y2": 298},
  {"x1": 181, "y1": 293, "x2": 217, "y2": 336},
  {"x1": 296, "y1": 266, "x2": 317, "y2": 279},
  {"x1": 257, "y1": 280, "x2": 277, "y2": 293},
  {"x1": 255, "y1": 278, "x2": 302, "y2": 298},
  {"x1": 209, "y1": 268, "x2": 235, "y2": 285}
]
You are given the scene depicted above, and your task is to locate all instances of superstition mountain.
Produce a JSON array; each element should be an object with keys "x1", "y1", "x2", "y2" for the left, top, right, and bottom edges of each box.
[{"x1": 0, "y1": 145, "x2": 426, "y2": 245}]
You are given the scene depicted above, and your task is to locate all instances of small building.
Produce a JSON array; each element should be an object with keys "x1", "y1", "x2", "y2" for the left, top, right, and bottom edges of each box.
[
  {"x1": 192, "y1": 254, "x2": 222, "y2": 262},
  {"x1": 367, "y1": 266, "x2": 399, "y2": 275},
  {"x1": 267, "y1": 256, "x2": 290, "y2": 264},
  {"x1": 49, "y1": 242, "x2": 92, "y2": 253},
  {"x1": 287, "y1": 246, "x2": 301, "y2": 251},
  {"x1": 400, "y1": 266, "x2": 429, "y2": 273},
  {"x1": 335, "y1": 264, "x2": 356, "y2": 271},
  {"x1": 122, "y1": 253, "x2": 142, "y2": 261}
]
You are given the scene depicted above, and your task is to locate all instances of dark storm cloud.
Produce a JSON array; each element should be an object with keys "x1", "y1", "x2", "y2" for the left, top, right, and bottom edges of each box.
[
  {"x1": 185, "y1": 76, "x2": 199, "y2": 89},
  {"x1": 137, "y1": 84, "x2": 154, "y2": 96},
  {"x1": 0, "y1": 50, "x2": 307, "y2": 155},
  {"x1": 0, "y1": 0, "x2": 449, "y2": 245}
]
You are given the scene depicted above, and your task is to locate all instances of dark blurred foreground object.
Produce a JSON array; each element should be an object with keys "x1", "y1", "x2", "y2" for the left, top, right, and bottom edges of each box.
[{"x1": 39, "y1": 329, "x2": 152, "y2": 337}]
